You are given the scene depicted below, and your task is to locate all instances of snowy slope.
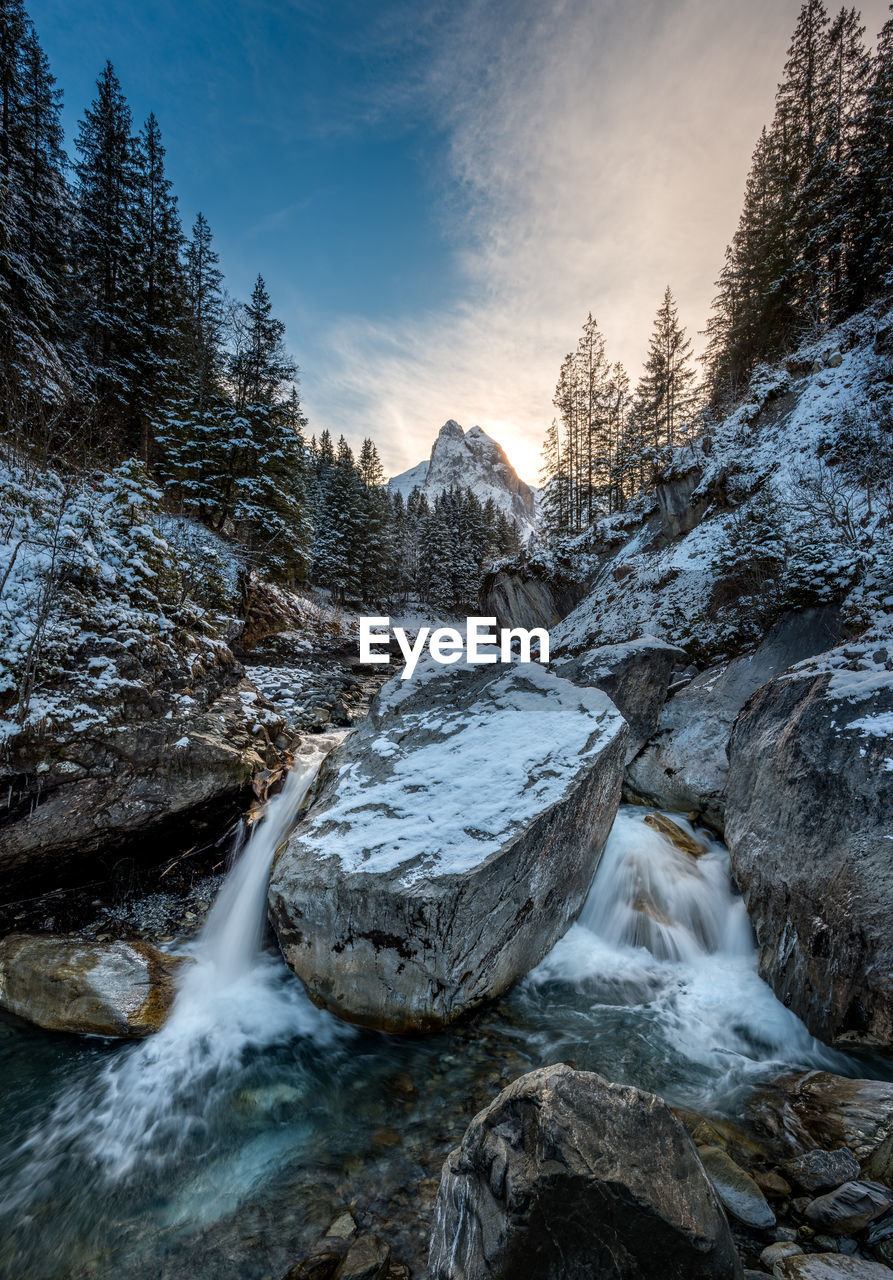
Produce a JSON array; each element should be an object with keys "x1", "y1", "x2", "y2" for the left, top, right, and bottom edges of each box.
[
  {"x1": 550, "y1": 301, "x2": 893, "y2": 665},
  {"x1": 388, "y1": 420, "x2": 538, "y2": 541}
]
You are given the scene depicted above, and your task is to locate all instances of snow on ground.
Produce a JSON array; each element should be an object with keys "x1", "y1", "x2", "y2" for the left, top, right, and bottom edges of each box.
[{"x1": 551, "y1": 302, "x2": 893, "y2": 665}]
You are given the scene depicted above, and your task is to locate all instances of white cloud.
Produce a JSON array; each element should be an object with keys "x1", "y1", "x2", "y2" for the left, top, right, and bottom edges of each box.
[{"x1": 299, "y1": 0, "x2": 892, "y2": 484}]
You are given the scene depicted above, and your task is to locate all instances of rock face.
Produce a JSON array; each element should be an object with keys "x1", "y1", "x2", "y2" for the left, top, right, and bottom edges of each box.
[
  {"x1": 0, "y1": 661, "x2": 282, "y2": 891},
  {"x1": 725, "y1": 652, "x2": 893, "y2": 1047},
  {"x1": 268, "y1": 658, "x2": 627, "y2": 1032},
  {"x1": 0, "y1": 933, "x2": 189, "y2": 1036},
  {"x1": 626, "y1": 607, "x2": 844, "y2": 829},
  {"x1": 388, "y1": 420, "x2": 537, "y2": 541},
  {"x1": 480, "y1": 571, "x2": 559, "y2": 632},
  {"x1": 746, "y1": 1072, "x2": 893, "y2": 1185},
  {"x1": 428, "y1": 1063, "x2": 742, "y2": 1280},
  {"x1": 558, "y1": 635, "x2": 686, "y2": 761},
  {"x1": 480, "y1": 564, "x2": 587, "y2": 632}
]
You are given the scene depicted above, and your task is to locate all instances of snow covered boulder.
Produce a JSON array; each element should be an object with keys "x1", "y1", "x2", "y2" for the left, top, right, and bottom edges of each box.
[
  {"x1": 268, "y1": 657, "x2": 627, "y2": 1032},
  {"x1": 556, "y1": 635, "x2": 686, "y2": 761},
  {"x1": 726, "y1": 638, "x2": 893, "y2": 1048},
  {"x1": 625, "y1": 608, "x2": 843, "y2": 829}
]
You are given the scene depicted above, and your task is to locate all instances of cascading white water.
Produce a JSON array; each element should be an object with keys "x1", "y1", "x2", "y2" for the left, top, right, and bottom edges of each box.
[
  {"x1": 3, "y1": 738, "x2": 348, "y2": 1198},
  {"x1": 520, "y1": 805, "x2": 846, "y2": 1105},
  {"x1": 0, "y1": 793, "x2": 869, "y2": 1280},
  {"x1": 191, "y1": 744, "x2": 329, "y2": 984},
  {"x1": 579, "y1": 809, "x2": 753, "y2": 962}
]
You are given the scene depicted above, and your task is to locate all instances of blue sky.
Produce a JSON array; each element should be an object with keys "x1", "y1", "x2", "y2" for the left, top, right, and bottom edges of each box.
[{"x1": 27, "y1": 0, "x2": 893, "y2": 481}]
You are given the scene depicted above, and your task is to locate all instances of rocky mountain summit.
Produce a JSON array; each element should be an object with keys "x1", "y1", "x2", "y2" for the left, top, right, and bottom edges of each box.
[{"x1": 388, "y1": 420, "x2": 538, "y2": 540}]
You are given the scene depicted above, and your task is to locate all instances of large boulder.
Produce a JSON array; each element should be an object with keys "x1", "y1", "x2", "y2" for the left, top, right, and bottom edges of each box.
[
  {"x1": 0, "y1": 933, "x2": 190, "y2": 1037},
  {"x1": 725, "y1": 645, "x2": 893, "y2": 1048},
  {"x1": 746, "y1": 1071, "x2": 893, "y2": 1185},
  {"x1": 556, "y1": 635, "x2": 686, "y2": 760},
  {"x1": 428, "y1": 1063, "x2": 742, "y2": 1280},
  {"x1": 268, "y1": 658, "x2": 627, "y2": 1032},
  {"x1": 626, "y1": 608, "x2": 844, "y2": 829},
  {"x1": 0, "y1": 673, "x2": 282, "y2": 891}
]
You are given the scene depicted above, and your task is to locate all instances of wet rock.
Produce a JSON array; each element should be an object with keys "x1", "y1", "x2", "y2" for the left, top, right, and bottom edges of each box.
[
  {"x1": 626, "y1": 608, "x2": 843, "y2": 829},
  {"x1": 755, "y1": 1169, "x2": 793, "y2": 1199},
  {"x1": 804, "y1": 1182, "x2": 893, "y2": 1235},
  {"x1": 783, "y1": 1150, "x2": 862, "y2": 1195},
  {"x1": 725, "y1": 648, "x2": 893, "y2": 1047},
  {"x1": 761, "y1": 1241, "x2": 803, "y2": 1268},
  {"x1": 698, "y1": 1144, "x2": 776, "y2": 1230},
  {"x1": 557, "y1": 635, "x2": 686, "y2": 760},
  {"x1": 866, "y1": 1209, "x2": 893, "y2": 1247},
  {"x1": 269, "y1": 658, "x2": 627, "y2": 1032},
  {"x1": 334, "y1": 1234, "x2": 391, "y2": 1280},
  {"x1": 746, "y1": 1073, "x2": 893, "y2": 1184},
  {"x1": 283, "y1": 1255, "x2": 341, "y2": 1280},
  {"x1": 0, "y1": 933, "x2": 189, "y2": 1037},
  {"x1": 325, "y1": 1212, "x2": 357, "y2": 1241},
  {"x1": 643, "y1": 812, "x2": 708, "y2": 857},
  {"x1": 428, "y1": 1063, "x2": 742, "y2": 1280},
  {"x1": 772, "y1": 1255, "x2": 893, "y2": 1279}
]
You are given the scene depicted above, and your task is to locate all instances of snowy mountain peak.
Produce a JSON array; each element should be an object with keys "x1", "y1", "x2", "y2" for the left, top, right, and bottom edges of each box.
[{"x1": 388, "y1": 420, "x2": 537, "y2": 540}]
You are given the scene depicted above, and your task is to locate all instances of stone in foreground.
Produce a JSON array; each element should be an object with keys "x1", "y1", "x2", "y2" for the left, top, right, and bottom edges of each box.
[
  {"x1": 269, "y1": 658, "x2": 627, "y2": 1032},
  {"x1": 697, "y1": 1144, "x2": 776, "y2": 1229},
  {"x1": 746, "y1": 1072, "x2": 893, "y2": 1185},
  {"x1": 0, "y1": 933, "x2": 189, "y2": 1037},
  {"x1": 428, "y1": 1063, "x2": 742, "y2": 1280},
  {"x1": 773, "y1": 1255, "x2": 893, "y2": 1279}
]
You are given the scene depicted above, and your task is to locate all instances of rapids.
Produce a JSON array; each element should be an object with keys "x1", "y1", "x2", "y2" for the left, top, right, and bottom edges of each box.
[{"x1": 0, "y1": 797, "x2": 884, "y2": 1279}]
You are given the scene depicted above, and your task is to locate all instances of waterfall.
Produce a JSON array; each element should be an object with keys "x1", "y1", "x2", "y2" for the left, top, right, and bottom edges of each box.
[
  {"x1": 191, "y1": 745, "x2": 328, "y2": 985},
  {"x1": 520, "y1": 805, "x2": 845, "y2": 1105},
  {"x1": 3, "y1": 739, "x2": 348, "y2": 1196},
  {"x1": 578, "y1": 808, "x2": 753, "y2": 963}
]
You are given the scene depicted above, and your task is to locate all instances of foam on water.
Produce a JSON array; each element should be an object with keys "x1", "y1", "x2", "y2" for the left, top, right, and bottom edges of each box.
[
  {"x1": 3, "y1": 739, "x2": 350, "y2": 1209},
  {"x1": 0, "y1": 795, "x2": 876, "y2": 1277},
  {"x1": 516, "y1": 806, "x2": 848, "y2": 1108}
]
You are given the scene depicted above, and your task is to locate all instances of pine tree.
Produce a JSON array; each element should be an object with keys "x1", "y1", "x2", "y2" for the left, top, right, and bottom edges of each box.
[
  {"x1": 229, "y1": 273, "x2": 296, "y2": 410},
  {"x1": 311, "y1": 435, "x2": 364, "y2": 602},
  {"x1": 821, "y1": 7, "x2": 871, "y2": 321},
  {"x1": 635, "y1": 287, "x2": 698, "y2": 450},
  {"x1": 0, "y1": 0, "x2": 70, "y2": 432},
  {"x1": 848, "y1": 11, "x2": 893, "y2": 303},
  {"x1": 131, "y1": 111, "x2": 185, "y2": 458},
  {"x1": 182, "y1": 211, "x2": 224, "y2": 403},
  {"x1": 73, "y1": 61, "x2": 140, "y2": 446}
]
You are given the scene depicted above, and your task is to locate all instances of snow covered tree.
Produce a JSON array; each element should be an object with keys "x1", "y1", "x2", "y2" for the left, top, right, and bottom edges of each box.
[
  {"x1": 73, "y1": 61, "x2": 141, "y2": 447},
  {"x1": 182, "y1": 211, "x2": 224, "y2": 403},
  {"x1": 229, "y1": 274, "x2": 296, "y2": 410},
  {"x1": 311, "y1": 435, "x2": 364, "y2": 602},
  {"x1": 0, "y1": 0, "x2": 70, "y2": 433}
]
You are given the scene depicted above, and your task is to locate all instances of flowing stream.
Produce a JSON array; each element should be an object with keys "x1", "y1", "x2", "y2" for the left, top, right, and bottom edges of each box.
[{"x1": 0, "y1": 794, "x2": 885, "y2": 1279}]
